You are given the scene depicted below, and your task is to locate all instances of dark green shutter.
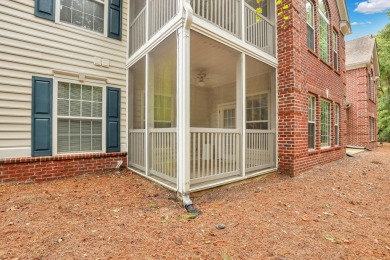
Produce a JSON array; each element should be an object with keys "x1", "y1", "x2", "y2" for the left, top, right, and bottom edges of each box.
[
  {"x1": 108, "y1": 0, "x2": 122, "y2": 40},
  {"x1": 32, "y1": 76, "x2": 53, "y2": 156},
  {"x1": 106, "y1": 87, "x2": 121, "y2": 152},
  {"x1": 35, "y1": 0, "x2": 55, "y2": 21}
]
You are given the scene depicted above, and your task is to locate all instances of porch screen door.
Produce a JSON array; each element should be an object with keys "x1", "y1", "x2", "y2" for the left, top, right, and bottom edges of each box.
[{"x1": 219, "y1": 104, "x2": 236, "y2": 129}]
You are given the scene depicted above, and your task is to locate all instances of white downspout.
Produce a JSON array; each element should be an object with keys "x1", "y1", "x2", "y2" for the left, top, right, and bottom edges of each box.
[{"x1": 177, "y1": 1, "x2": 198, "y2": 213}]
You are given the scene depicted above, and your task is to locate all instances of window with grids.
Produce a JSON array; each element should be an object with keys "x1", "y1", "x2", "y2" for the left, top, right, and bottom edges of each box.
[
  {"x1": 320, "y1": 100, "x2": 331, "y2": 147},
  {"x1": 57, "y1": 82, "x2": 103, "y2": 153},
  {"x1": 60, "y1": 0, "x2": 105, "y2": 34},
  {"x1": 369, "y1": 117, "x2": 376, "y2": 141},
  {"x1": 334, "y1": 104, "x2": 340, "y2": 146},
  {"x1": 154, "y1": 94, "x2": 172, "y2": 128},
  {"x1": 308, "y1": 95, "x2": 316, "y2": 149},
  {"x1": 318, "y1": 0, "x2": 330, "y2": 63},
  {"x1": 333, "y1": 31, "x2": 339, "y2": 71},
  {"x1": 246, "y1": 93, "x2": 268, "y2": 130},
  {"x1": 368, "y1": 71, "x2": 376, "y2": 101},
  {"x1": 306, "y1": 1, "x2": 315, "y2": 51},
  {"x1": 223, "y1": 108, "x2": 236, "y2": 129}
]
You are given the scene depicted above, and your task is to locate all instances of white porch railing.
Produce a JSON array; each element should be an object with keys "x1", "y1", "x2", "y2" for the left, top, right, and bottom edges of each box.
[
  {"x1": 128, "y1": 129, "x2": 146, "y2": 171},
  {"x1": 190, "y1": 128, "x2": 240, "y2": 184},
  {"x1": 244, "y1": 3, "x2": 275, "y2": 56},
  {"x1": 191, "y1": 0, "x2": 241, "y2": 37},
  {"x1": 129, "y1": 7, "x2": 146, "y2": 56},
  {"x1": 149, "y1": 0, "x2": 179, "y2": 37},
  {"x1": 246, "y1": 130, "x2": 275, "y2": 172},
  {"x1": 150, "y1": 128, "x2": 177, "y2": 183}
]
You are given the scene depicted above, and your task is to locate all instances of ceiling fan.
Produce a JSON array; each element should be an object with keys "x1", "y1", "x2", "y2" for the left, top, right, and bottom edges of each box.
[{"x1": 196, "y1": 70, "x2": 207, "y2": 87}]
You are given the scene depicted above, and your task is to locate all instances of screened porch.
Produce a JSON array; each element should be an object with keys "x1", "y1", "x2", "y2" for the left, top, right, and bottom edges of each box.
[{"x1": 127, "y1": 30, "x2": 277, "y2": 191}]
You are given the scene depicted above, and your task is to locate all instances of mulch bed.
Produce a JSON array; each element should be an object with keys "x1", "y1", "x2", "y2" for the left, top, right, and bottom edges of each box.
[{"x1": 1, "y1": 144, "x2": 390, "y2": 259}]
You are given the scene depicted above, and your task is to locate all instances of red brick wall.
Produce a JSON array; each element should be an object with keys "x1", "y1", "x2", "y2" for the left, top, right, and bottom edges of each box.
[
  {"x1": 0, "y1": 152, "x2": 127, "y2": 184},
  {"x1": 277, "y1": 0, "x2": 347, "y2": 175},
  {"x1": 346, "y1": 66, "x2": 378, "y2": 148}
]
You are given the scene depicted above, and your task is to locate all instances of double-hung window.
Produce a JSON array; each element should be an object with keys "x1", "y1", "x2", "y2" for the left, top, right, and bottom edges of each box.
[
  {"x1": 333, "y1": 31, "x2": 339, "y2": 71},
  {"x1": 334, "y1": 104, "x2": 340, "y2": 146},
  {"x1": 368, "y1": 71, "x2": 376, "y2": 101},
  {"x1": 369, "y1": 117, "x2": 376, "y2": 141},
  {"x1": 154, "y1": 94, "x2": 172, "y2": 128},
  {"x1": 57, "y1": 81, "x2": 103, "y2": 153},
  {"x1": 59, "y1": 0, "x2": 105, "y2": 34},
  {"x1": 246, "y1": 93, "x2": 269, "y2": 130},
  {"x1": 318, "y1": 0, "x2": 330, "y2": 63},
  {"x1": 308, "y1": 95, "x2": 316, "y2": 149},
  {"x1": 306, "y1": 1, "x2": 315, "y2": 51},
  {"x1": 320, "y1": 100, "x2": 331, "y2": 147}
]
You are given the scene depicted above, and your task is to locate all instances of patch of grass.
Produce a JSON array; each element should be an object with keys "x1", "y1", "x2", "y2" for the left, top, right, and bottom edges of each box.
[{"x1": 220, "y1": 249, "x2": 232, "y2": 260}]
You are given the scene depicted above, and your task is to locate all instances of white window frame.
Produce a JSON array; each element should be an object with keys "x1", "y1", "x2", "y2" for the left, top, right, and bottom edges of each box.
[
  {"x1": 369, "y1": 117, "x2": 376, "y2": 142},
  {"x1": 306, "y1": 0, "x2": 315, "y2": 51},
  {"x1": 245, "y1": 91, "x2": 270, "y2": 130},
  {"x1": 218, "y1": 102, "x2": 236, "y2": 129},
  {"x1": 368, "y1": 71, "x2": 376, "y2": 102},
  {"x1": 334, "y1": 104, "x2": 340, "y2": 146},
  {"x1": 153, "y1": 92, "x2": 174, "y2": 128},
  {"x1": 320, "y1": 99, "x2": 331, "y2": 147},
  {"x1": 318, "y1": 0, "x2": 330, "y2": 63},
  {"x1": 308, "y1": 95, "x2": 316, "y2": 150},
  {"x1": 140, "y1": 91, "x2": 178, "y2": 129},
  {"x1": 55, "y1": 0, "x2": 109, "y2": 36},
  {"x1": 333, "y1": 31, "x2": 339, "y2": 71},
  {"x1": 53, "y1": 78, "x2": 107, "y2": 155}
]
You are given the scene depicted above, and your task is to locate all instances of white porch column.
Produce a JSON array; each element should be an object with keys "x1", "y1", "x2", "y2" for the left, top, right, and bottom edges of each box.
[
  {"x1": 237, "y1": 53, "x2": 246, "y2": 176},
  {"x1": 176, "y1": 26, "x2": 191, "y2": 195},
  {"x1": 127, "y1": 70, "x2": 133, "y2": 165},
  {"x1": 145, "y1": 54, "x2": 153, "y2": 176},
  {"x1": 271, "y1": 70, "x2": 277, "y2": 167}
]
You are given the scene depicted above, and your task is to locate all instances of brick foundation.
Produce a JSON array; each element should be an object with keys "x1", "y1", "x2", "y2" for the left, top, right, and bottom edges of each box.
[{"x1": 0, "y1": 152, "x2": 127, "y2": 184}]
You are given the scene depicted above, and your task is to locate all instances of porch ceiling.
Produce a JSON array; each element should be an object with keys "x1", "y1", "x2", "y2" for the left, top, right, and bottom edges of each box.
[{"x1": 190, "y1": 32, "x2": 274, "y2": 88}]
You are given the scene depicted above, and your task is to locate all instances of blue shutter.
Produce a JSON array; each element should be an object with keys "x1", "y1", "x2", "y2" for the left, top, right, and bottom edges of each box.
[
  {"x1": 32, "y1": 76, "x2": 53, "y2": 156},
  {"x1": 35, "y1": 0, "x2": 55, "y2": 21},
  {"x1": 106, "y1": 87, "x2": 121, "y2": 152},
  {"x1": 108, "y1": 0, "x2": 122, "y2": 40}
]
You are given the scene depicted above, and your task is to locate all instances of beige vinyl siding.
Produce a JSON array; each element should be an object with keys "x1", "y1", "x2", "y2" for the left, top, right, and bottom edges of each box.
[
  {"x1": 0, "y1": 0, "x2": 128, "y2": 157},
  {"x1": 190, "y1": 86, "x2": 211, "y2": 128}
]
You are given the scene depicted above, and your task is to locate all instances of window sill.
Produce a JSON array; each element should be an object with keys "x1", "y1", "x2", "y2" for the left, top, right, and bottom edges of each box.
[
  {"x1": 334, "y1": 70, "x2": 341, "y2": 76},
  {"x1": 56, "y1": 20, "x2": 107, "y2": 39},
  {"x1": 319, "y1": 59, "x2": 333, "y2": 70},
  {"x1": 308, "y1": 48, "x2": 318, "y2": 58},
  {"x1": 308, "y1": 145, "x2": 342, "y2": 155}
]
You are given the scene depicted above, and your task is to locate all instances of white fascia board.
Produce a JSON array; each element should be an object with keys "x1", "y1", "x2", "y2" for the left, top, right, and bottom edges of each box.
[
  {"x1": 346, "y1": 62, "x2": 369, "y2": 71},
  {"x1": 336, "y1": 0, "x2": 352, "y2": 35}
]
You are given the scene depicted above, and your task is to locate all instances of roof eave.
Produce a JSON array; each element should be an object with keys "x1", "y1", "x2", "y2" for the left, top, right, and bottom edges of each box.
[
  {"x1": 336, "y1": 0, "x2": 352, "y2": 35},
  {"x1": 346, "y1": 62, "x2": 370, "y2": 71}
]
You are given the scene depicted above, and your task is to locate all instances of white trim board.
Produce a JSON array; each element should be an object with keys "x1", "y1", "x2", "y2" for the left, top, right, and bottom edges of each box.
[{"x1": 0, "y1": 147, "x2": 30, "y2": 159}]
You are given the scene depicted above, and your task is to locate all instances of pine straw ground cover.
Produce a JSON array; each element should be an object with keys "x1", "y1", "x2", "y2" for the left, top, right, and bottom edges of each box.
[{"x1": 1, "y1": 144, "x2": 390, "y2": 259}]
